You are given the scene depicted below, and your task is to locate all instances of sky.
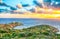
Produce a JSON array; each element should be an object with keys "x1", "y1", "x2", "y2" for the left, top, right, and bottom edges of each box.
[
  {"x1": 0, "y1": 0, "x2": 36, "y2": 11},
  {"x1": 1, "y1": 0, "x2": 60, "y2": 7},
  {"x1": 0, "y1": 0, "x2": 60, "y2": 11},
  {"x1": 3, "y1": 0, "x2": 35, "y2": 8}
]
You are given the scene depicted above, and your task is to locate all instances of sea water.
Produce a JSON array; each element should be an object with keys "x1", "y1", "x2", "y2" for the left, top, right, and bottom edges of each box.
[{"x1": 0, "y1": 18, "x2": 60, "y2": 31}]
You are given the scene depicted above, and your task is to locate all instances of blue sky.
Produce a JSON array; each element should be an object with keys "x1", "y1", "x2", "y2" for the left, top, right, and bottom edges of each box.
[
  {"x1": 0, "y1": 0, "x2": 60, "y2": 11},
  {"x1": 3, "y1": 0, "x2": 35, "y2": 8},
  {"x1": 0, "y1": 0, "x2": 37, "y2": 11},
  {"x1": 1, "y1": 0, "x2": 60, "y2": 7}
]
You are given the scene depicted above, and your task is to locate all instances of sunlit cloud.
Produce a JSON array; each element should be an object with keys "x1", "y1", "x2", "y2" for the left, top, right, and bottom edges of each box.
[{"x1": 0, "y1": 0, "x2": 60, "y2": 14}]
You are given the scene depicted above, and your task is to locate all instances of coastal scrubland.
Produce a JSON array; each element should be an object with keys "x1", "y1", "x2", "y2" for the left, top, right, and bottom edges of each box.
[{"x1": 0, "y1": 22, "x2": 60, "y2": 39}]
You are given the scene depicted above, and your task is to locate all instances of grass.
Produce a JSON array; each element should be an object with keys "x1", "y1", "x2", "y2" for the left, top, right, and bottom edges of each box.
[{"x1": 0, "y1": 23, "x2": 60, "y2": 39}]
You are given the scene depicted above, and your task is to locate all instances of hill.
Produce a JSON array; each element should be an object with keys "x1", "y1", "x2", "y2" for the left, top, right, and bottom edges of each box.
[{"x1": 0, "y1": 24, "x2": 60, "y2": 39}]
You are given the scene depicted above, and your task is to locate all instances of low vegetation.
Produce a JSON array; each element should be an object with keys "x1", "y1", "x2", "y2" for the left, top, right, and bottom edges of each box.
[{"x1": 0, "y1": 22, "x2": 60, "y2": 39}]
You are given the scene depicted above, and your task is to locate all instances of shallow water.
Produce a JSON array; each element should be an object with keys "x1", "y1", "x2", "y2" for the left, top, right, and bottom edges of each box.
[{"x1": 0, "y1": 18, "x2": 60, "y2": 30}]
